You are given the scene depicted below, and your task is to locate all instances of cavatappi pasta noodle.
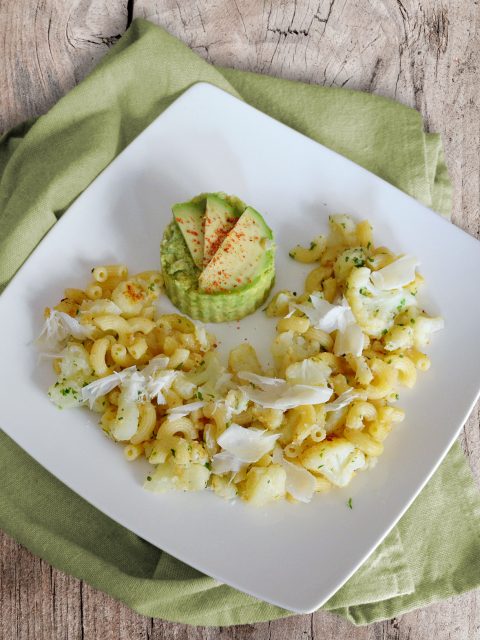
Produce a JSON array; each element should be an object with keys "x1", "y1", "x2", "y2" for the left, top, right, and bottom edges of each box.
[{"x1": 37, "y1": 215, "x2": 443, "y2": 506}]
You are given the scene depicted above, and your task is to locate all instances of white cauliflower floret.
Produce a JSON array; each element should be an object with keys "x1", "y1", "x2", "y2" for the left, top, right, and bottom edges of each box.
[
  {"x1": 145, "y1": 460, "x2": 210, "y2": 493},
  {"x1": 285, "y1": 356, "x2": 331, "y2": 386},
  {"x1": 413, "y1": 316, "x2": 444, "y2": 348},
  {"x1": 48, "y1": 379, "x2": 85, "y2": 409},
  {"x1": 346, "y1": 267, "x2": 416, "y2": 338},
  {"x1": 242, "y1": 465, "x2": 286, "y2": 506},
  {"x1": 334, "y1": 247, "x2": 368, "y2": 284},
  {"x1": 272, "y1": 330, "x2": 319, "y2": 365},
  {"x1": 300, "y1": 438, "x2": 365, "y2": 487},
  {"x1": 59, "y1": 343, "x2": 92, "y2": 380}
]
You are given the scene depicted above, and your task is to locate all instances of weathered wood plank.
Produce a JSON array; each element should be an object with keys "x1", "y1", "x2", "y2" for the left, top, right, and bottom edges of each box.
[
  {"x1": 1, "y1": 0, "x2": 480, "y2": 638},
  {"x1": 0, "y1": 0, "x2": 128, "y2": 132}
]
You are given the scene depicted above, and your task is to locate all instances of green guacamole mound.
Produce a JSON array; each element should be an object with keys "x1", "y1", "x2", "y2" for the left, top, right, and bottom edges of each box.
[{"x1": 160, "y1": 195, "x2": 276, "y2": 323}]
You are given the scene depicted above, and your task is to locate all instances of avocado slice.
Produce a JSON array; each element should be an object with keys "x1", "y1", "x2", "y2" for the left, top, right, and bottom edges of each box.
[
  {"x1": 172, "y1": 199, "x2": 205, "y2": 269},
  {"x1": 198, "y1": 207, "x2": 274, "y2": 293},
  {"x1": 203, "y1": 194, "x2": 240, "y2": 267}
]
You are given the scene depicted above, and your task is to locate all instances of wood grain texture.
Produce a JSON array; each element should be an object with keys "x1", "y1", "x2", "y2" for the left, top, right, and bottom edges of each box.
[{"x1": 1, "y1": 0, "x2": 479, "y2": 638}]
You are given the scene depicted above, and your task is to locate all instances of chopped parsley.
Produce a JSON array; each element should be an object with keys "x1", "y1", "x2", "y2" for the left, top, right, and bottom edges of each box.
[
  {"x1": 410, "y1": 318, "x2": 416, "y2": 324},
  {"x1": 146, "y1": 476, "x2": 152, "y2": 482},
  {"x1": 347, "y1": 497, "x2": 353, "y2": 509},
  {"x1": 382, "y1": 329, "x2": 388, "y2": 335},
  {"x1": 170, "y1": 448, "x2": 176, "y2": 457},
  {"x1": 196, "y1": 391, "x2": 203, "y2": 400},
  {"x1": 174, "y1": 363, "x2": 183, "y2": 371},
  {"x1": 288, "y1": 251, "x2": 295, "y2": 259},
  {"x1": 204, "y1": 462, "x2": 211, "y2": 470},
  {"x1": 310, "y1": 241, "x2": 317, "y2": 249}
]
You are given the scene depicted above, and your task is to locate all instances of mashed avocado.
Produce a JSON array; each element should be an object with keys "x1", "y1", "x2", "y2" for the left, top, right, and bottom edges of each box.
[{"x1": 161, "y1": 193, "x2": 276, "y2": 323}]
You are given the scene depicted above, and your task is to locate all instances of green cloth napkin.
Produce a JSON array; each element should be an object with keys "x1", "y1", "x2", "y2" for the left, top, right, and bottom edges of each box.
[{"x1": 0, "y1": 18, "x2": 479, "y2": 626}]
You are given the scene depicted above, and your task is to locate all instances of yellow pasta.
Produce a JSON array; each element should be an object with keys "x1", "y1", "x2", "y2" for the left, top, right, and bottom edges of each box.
[
  {"x1": 343, "y1": 428, "x2": 384, "y2": 457},
  {"x1": 305, "y1": 266, "x2": 333, "y2": 293},
  {"x1": 346, "y1": 401, "x2": 377, "y2": 430},
  {"x1": 356, "y1": 220, "x2": 373, "y2": 247},
  {"x1": 89, "y1": 336, "x2": 114, "y2": 377},
  {"x1": 277, "y1": 316, "x2": 310, "y2": 334},
  {"x1": 124, "y1": 443, "x2": 142, "y2": 461},
  {"x1": 92, "y1": 264, "x2": 128, "y2": 283},
  {"x1": 289, "y1": 235, "x2": 327, "y2": 263},
  {"x1": 131, "y1": 403, "x2": 157, "y2": 444},
  {"x1": 42, "y1": 212, "x2": 442, "y2": 506},
  {"x1": 86, "y1": 283, "x2": 103, "y2": 300}
]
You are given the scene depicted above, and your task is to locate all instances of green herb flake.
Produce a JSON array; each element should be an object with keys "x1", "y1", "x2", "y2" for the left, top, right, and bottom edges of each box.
[
  {"x1": 310, "y1": 241, "x2": 317, "y2": 250},
  {"x1": 170, "y1": 448, "x2": 176, "y2": 457},
  {"x1": 174, "y1": 363, "x2": 183, "y2": 371},
  {"x1": 146, "y1": 476, "x2": 152, "y2": 482},
  {"x1": 196, "y1": 391, "x2": 203, "y2": 400},
  {"x1": 410, "y1": 318, "x2": 416, "y2": 324},
  {"x1": 204, "y1": 462, "x2": 211, "y2": 470},
  {"x1": 347, "y1": 497, "x2": 353, "y2": 509},
  {"x1": 382, "y1": 329, "x2": 388, "y2": 335}
]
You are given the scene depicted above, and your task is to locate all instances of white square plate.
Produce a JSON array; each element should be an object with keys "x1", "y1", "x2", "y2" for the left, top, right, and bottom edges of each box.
[{"x1": 1, "y1": 83, "x2": 480, "y2": 614}]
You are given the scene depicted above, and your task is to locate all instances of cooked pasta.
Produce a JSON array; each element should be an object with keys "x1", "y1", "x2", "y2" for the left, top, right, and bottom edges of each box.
[{"x1": 39, "y1": 214, "x2": 443, "y2": 506}]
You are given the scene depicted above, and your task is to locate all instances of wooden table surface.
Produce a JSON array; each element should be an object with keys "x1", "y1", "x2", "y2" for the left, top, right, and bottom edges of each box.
[{"x1": 1, "y1": 1, "x2": 479, "y2": 638}]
